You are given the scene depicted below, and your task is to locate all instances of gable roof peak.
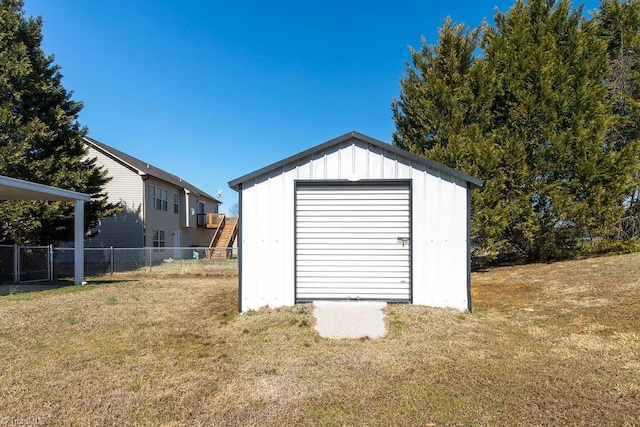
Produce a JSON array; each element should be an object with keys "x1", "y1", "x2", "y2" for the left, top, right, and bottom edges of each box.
[
  {"x1": 228, "y1": 131, "x2": 483, "y2": 191},
  {"x1": 84, "y1": 136, "x2": 221, "y2": 203}
]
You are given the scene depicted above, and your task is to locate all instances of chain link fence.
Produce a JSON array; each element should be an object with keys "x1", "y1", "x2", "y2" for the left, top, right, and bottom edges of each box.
[
  {"x1": 53, "y1": 247, "x2": 238, "y2": 279},
  {"x1": 19, "y1": 246, "x2": 52, "y2": 282},
  {"x1": 0, "y1": 245, "x2": 15, "y2": 283},
  {"x1": 0, "y1": 244, "x2": 53, "y2": 283},
  {"x1": 1, "y1": 245, "x2": 238, "y2": 283}
]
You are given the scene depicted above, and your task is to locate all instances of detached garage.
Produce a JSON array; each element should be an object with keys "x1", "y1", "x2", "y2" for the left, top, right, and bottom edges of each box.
[{"x1": 228, "y1": 131, "x2": 482, "y2": 313}]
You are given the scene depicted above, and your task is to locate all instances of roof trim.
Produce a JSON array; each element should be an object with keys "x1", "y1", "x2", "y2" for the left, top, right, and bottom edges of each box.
[
  {"x1": 84, "y1": 136, "x2": 144, "y2": 176},
  {"x1": 84, "y1": 136, "x2": 221, "y2": 204},
  {"x1": 0, "y1": 175, "x2": 91, "y2": 202},
  {"x1": 228, "y1": 131, "x2": 483, "y2": 191}
]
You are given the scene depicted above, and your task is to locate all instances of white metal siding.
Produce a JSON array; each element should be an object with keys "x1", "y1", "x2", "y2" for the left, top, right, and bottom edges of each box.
[
  {"x1": 295, "y1": 182, "x2": 410, "y2": 301},
  {"x1": 237, "y1": 136, "x2": 470, "y2": 312}
]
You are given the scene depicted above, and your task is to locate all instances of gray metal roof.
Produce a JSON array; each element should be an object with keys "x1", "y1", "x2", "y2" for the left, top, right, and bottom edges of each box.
[
  {"x1": 228, "y1": 131, "x2": 483, "y2": 191},
  {"x1": 84, "y1": 136, "x2": 220, "y2": 203}
]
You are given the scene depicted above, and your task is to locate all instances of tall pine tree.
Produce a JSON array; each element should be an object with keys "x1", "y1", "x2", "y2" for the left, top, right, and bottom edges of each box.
[
  {"x1": 393, "y1": 0, "x2": 639, "y2": 262},
  {"x1": 391, "y1": 19, "x2": 504, "y2": 256},
  {"x1": 592, "y1": 0, "x2": 640, "y2": 238},
  {"x1": 0, "y1": 0, "x2": 119, "y2": 244},
  {"x1": 485, "y1": 0, "x2": 636, "y2": 259}
]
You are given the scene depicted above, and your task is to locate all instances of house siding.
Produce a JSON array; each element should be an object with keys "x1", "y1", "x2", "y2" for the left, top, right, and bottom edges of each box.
[
  {"x1": 183, "y1": 192, "x2": 219, "y2": 246},
  {"x1": 85, "y1": 146, "x2": 144, "y2": 248},
  {"x1": 238, "y1": 137, "x2": 470, "y2": 312},
  {"x1": 144, "y1": 179, "x2": 218, "y2": 247},
  {"x1": 145, "y1": 177, "x2": 183, "y2": 247},
  {"x1": 84, "y1": 144, "x2": 220, "y2": 249}
]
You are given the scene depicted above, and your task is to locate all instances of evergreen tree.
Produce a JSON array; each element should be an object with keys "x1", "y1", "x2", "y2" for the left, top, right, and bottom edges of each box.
[
  {"x1": 393, "y1": 0, "x2": 639, "y2": 261},
  {"x1": 485, "y1": 0, "x2": 636, "y2": 259},
  {"x1": 392, "y1": 18, "x2": 485, "y2": 171},
  {"x1": 592, "y1": 0, "x2": 640, "y2": 237},
  {"x1": 391, "y1": 19, "x2": 504, "y2": 255},
  {"x1": 0, "y1": 0, "x2": 119, "y2": 244}
]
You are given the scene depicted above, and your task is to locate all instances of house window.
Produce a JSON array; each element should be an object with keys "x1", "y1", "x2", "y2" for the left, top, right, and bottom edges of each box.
[
  {"x1": 150, "y1": 185, "x2": 168, "y2": 211},
  {"x1": 197, "y1": 201, "x2": 206, "y2": 226},
  {"x1": 174, "y1": 193, "x2": 179, "y2": 214},
  {"x1": 153, "y1": 230, "x2": 165, "y2": 247}
]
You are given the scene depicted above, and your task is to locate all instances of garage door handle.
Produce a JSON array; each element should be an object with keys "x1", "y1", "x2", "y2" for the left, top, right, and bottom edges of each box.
[{"x1": 397, "y1": 237, "x2": 410, "y2": 246}]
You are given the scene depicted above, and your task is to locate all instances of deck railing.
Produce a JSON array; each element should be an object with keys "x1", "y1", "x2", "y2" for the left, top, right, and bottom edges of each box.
[{"x1": 208, "y1": 214, "x2": 226, "y2": 248}]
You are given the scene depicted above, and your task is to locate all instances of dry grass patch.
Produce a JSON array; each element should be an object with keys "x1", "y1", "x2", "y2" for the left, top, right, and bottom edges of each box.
[{"x1": 0, "y1": 254, "x2": 639, "y2": 425}]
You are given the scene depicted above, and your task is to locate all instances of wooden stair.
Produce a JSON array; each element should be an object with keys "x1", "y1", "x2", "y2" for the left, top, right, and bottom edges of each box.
[{"x1": 207, "y1": 215, "x2": 238, "y2": 259}]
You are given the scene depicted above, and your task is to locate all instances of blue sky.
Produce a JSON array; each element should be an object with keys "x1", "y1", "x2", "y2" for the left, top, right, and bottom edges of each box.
[{"x1": 23, "y1": 0, "x2": 599, "y2": 212}]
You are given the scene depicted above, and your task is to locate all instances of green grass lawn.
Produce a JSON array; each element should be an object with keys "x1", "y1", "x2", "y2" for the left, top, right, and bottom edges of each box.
[{"x1": 0, "y1": 254, "x2": 638, "y2": 426}]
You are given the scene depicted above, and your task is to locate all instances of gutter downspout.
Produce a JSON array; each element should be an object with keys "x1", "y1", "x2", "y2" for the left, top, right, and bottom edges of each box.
[
  {"x1": 141, "y1": 174, "x2": 148, "y2": 247},
  {"x1": 184, "y1": 189, "x2": 191, "y2": 228}
]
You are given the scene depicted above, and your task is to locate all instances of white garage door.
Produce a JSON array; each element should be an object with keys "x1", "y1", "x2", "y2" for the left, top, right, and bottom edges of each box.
[{"x1": 295, "y1": 182, "x2": 411, "y2": 302}]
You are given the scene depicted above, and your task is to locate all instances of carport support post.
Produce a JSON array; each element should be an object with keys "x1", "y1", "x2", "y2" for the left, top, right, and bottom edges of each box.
[{"x1": 74, "y1": 200, "x2": 84, "y2": 285}]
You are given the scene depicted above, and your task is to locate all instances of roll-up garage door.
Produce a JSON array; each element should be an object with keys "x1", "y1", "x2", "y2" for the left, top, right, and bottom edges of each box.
[{"x1": 295, "y1": 182, "x2": 411, "y2": 302}]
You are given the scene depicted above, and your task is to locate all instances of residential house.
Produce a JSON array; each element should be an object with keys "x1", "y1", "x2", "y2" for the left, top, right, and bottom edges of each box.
[{"x1": 84, "y1": 136, "x2": 221, "y2": 248}]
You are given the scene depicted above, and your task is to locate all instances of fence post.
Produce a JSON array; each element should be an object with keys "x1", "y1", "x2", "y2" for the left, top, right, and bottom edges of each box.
[
  {"x1": 48, "y1": 244, "x2": 53, "y2": 281},
  {"x1": 110, "y1": 246, "x2": 114, "y2": 274},
  {"x1": 13, "y1": 244, "x2": 18, "y2": 283},
  {"x1": 148, "y1": 247, "x2": 152, "y2": 273}
]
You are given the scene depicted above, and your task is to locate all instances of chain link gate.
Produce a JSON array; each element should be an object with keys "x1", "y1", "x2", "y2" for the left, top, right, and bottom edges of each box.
[{"x1": 0, "y1": 244, "x2": 53, "y2": 283}]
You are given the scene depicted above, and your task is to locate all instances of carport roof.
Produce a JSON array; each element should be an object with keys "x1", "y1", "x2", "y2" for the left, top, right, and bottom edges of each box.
[
  {"x1": 0, "y1": 175, "x2": 91, "y2": 202},
  {"x1": 228, "y1": 131, "x2": 483, "y2": 191}
]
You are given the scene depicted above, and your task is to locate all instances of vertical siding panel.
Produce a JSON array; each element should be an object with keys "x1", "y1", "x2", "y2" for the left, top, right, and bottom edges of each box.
[
  {"x1": 438, "y1": 175, "x2": 456, "y2": 308},
  {"x1": 437, "y1": 176, "x2": 467, "y2": 310},
  {"x1": 255, "y1": 176, "x2": 272, "y2": 308},
  {"x1": 411, "y1": 165, "x2": 426, "y2": 304},
  {"x1": 297, "y1": 162, "x2": 311, "y2": 180},
  {"x1": 367, "y1": 144, "x2": 384, "y2": 180},
  {"x1": 353, "y1": 144, "x2": 369, "y2": 178},
  {"x1": 340, "y1": 143, "x2": 354, "y2": 176},
  {"x1": 365, "y1": 147, "x2": 371, "y2": 179},
  {"x1": 423, "y1": 170, "x2": 440, "y2": 306},
  {"x1": 311, "y1": 155, "x2": 324, "y2": 180},
  {"x1": 454, "y1": 178, "x2": 469, "y2": 310},
  {"x1": 325, "y1": 149, "x2": 341, "y2": 179},
  {"x1": 383, "y1": 154, "x2": 397, "y2": 178},
  {"x1": 440, "y1": 175, "x2": 455, "y2": 307},
  {"x1": 435, "y1": 172, "x2": 444, "y2": 306},
  {"x1": 241, "y1": 181, "x2": 258, "y2": 311},
  {"x1": 282, "y1": 167, "x2": 296, "y2": 306},
  {"x1": 396, "y1": 159, "x2": 412, "y2": 179},
  {"x1": 269, "y1": 171, "x2": 285, "y2": 307}
]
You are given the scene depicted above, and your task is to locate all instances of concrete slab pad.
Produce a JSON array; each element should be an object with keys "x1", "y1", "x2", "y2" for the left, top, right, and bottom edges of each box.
[{"x1": 313, "y1": 301, "x2": 387, "y2": 339}]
